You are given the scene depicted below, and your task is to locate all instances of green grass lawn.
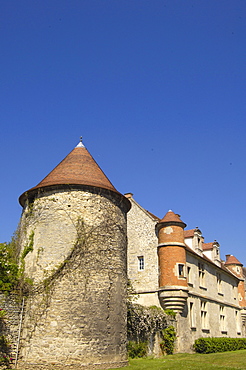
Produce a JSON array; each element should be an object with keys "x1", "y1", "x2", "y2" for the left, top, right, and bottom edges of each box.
[{"x1": 111, "y1": 350, "x2": 246, "y2": 369}]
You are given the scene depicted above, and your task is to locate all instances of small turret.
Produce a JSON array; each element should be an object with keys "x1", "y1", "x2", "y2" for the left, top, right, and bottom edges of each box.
[
  {"x1": 225, "y1": 254, "x2": 246, "y2": 322},
  {"x1": 156, "y1": 210, "x2": 188, "y2": 313}
]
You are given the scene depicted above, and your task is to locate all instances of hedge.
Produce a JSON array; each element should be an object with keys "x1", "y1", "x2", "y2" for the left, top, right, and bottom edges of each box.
[{"x1": 194, "y1": 337, "x2": 246, "y2": 354}]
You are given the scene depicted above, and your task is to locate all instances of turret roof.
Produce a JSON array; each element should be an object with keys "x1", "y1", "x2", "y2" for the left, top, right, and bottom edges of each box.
[
  {"x1": 160, "y1": 210, "x2": 186, "y2": 225},
  {"x1": 224, "y1": 255, "x2": 243, "y2": 266},
  {"x1": 19, "y1": 139, "x2": 125, "y2": 207}
]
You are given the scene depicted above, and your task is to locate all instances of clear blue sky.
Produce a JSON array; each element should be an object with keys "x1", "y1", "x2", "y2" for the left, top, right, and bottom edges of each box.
[{"x1": 1, "y1": 0, "x2": 246, "y2": 264}]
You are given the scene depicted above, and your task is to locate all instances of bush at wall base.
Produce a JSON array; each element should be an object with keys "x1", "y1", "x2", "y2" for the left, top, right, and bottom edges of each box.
[
  {"x1": 194, "y1": 337, "x2": 246, "y2": 354},
  {"x1": 127, "y1": 341, "x2": 148, "y2": 358}
]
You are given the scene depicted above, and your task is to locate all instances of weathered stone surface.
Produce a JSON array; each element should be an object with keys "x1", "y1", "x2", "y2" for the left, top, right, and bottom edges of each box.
[
  {"x1": 17, "y1": 186, "x2": 129, "y2": 369},
  {"x1": 0, "y1": 293, "x2": 23, "y2": 361},
  {"x1": 126, "y1": 196, "x2": 159, "y2": 306},
  {"x1": 17, "y1": 361, "x2": 127, "y2": 370}
]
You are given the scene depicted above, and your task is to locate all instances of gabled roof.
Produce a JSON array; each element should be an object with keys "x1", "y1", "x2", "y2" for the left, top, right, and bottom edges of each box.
[
  {"x1": 146, "y1": 210, "x2": 160, "y2": 221},
  {"x1": 184, "y1": 229, "x2": 195, "y2": 238},
  {"x1": 124, "y1": 194, "x2": 159, "y2": 222},
  {"x1": 19, "y1": 140, "x2": 129, "y2": 208},
  {"x1": 184, "y1": 244, "x2": 241, "y2": 280},
  {"x1": 202, "y1": 242, "x2": 214, "y2": 251}
]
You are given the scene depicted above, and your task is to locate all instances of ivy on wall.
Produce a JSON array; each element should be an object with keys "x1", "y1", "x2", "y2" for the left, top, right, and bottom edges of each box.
[
  {"x1": 127, "y1": 280, "x2": 177, "y2": 357},
  {"x1": 0, "y1": 241, "x2": 19, "y2": 292},
  {"x1": 0, "y1": 309, "x2": 13, "y2": 368},
  {"x1": 127, "y1": 303, "x2": 168, "y2": 342},
  {"x1": 160, "y1": 325, "x2": 176, "y2": 355},
  {"x1": 0, "y1": 229, "x2": 34, "y2": 296}
]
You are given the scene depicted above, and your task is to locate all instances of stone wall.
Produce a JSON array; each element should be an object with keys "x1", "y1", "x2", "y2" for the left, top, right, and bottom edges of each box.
[
  {"x1": 17, "y1": 186, "x2": 129, "y2": 369},
  {"x1": 126, "y1": 197, "x2": 159, "y2": 305},
  {"x1": 0, "y1": 293, "x2": 23, "y2": 363},
  {"x1": 177, "y1": 252, "x2": 245, "y2": 352}
]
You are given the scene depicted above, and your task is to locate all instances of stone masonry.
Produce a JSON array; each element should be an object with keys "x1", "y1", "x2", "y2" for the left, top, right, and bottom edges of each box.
[
  {"x1": 17, "y1": 187, "x2": 129, "y2": 369},
  {"x1": 15, "y1": 141, "x2": 131, "y2": 370}
]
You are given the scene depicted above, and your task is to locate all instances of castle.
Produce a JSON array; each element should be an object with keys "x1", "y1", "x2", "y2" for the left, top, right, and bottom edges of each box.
[
  {"x1": 2, "y1": 139, "x2": 246, "y2": 368},
  {"x1": 126, "y1": 193, "x2": 246, "y2": 352}
]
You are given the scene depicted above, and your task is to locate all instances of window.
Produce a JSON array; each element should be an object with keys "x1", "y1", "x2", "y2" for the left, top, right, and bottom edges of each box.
[
  {"x1": 187, "y1": 266, "x2": 191, "y2": 284},
  {"x1": 138, "y1": 256, "x2": 144, "y2": 271},
  {"x1": 216, "y1": 273, "x2": 222, "y2": 294},
  {"x1": 190, "y1": 302, "x2": 195, "y2": 328},
  {"x1": 220, "y1": 306, "x2": 226, "y2": 333},
  {"x1": 178, "y1": 263, "x2": 185, "y2": 278},
  {"x1": 235, "y1": 311, "x2": 241, "y2": 334},
  {"x1": 201, "y1": 301, "x2": 208, "y2": 330},
  {"x1": 198, "y1": 263, "x2": 205, "y2": 287}
]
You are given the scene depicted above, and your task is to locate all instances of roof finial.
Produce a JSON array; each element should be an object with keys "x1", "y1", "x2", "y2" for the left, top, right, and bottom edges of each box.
[{"x1": 76, "y1": 137, "x2": 85, "y2": 148}]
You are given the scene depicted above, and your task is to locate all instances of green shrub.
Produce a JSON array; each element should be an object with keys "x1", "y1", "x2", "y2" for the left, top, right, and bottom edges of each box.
[
  {"x1": 164, "y1": 309, "x2": 176, "y2": 317},
  {"x1": 127, "y1": 341, "x2": 148, "y2": 358},
  {"x1": 0, "y1": 242, "x2": 19, "y2": 292},
  {"x1": 194, "y1": 337, "x2": 246, "y2": 354},
  {"x1": 0, "y1": 309, "x2": 7, "y2": 319},
  {"x1": 160, "y1": 325, "x2": 176, "y2": 355},
  {"x1": 0, "y1": 335, "x2": 13, "y2": 367}
]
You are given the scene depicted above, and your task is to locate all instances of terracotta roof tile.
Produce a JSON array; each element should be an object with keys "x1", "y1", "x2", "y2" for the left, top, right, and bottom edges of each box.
[
  {"x1": 184, "y1": 229, "x2": 195, "y2": 238},
  {"x1": 184, "y1": 245, "x2": 240, "y2": 280},
  {"x1": 202, "y1": 242, "x2": 214, "y2": 251},
  {"x1": 224, "y1": 255, "x2": 243, "y2": 266},
  {"x1": 159, "y1": 210, "x2": 186, "y2": 228},
  {"x1": 19, "y1": 141, "x2": 127, "y2": 207}
]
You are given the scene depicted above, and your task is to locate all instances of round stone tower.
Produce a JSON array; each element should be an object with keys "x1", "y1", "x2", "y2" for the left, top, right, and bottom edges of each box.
[
  {"x1": 17, "y1": 139, "x2": 131, "y2": 370},
  {"x1": 156, "y1": 210, "x2": 188, "y2": 313}
]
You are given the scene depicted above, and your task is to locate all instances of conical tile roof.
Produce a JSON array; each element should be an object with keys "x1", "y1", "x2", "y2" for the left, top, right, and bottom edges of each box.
[
  {"x1": 19, "y1": 140, "x2": 127, "y2": 207},
  {"x1": 225, "y1": 255, "x2": 242, "y2": 266},
  {"x1": 157, "y1": 210, "x2": 187, "y2": 229},
  {"x1": 160, "y1": 210, "x2": 184, "y2": 224}
]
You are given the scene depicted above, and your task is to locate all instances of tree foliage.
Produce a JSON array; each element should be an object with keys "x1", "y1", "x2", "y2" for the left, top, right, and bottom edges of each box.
[{"x1": 0, "y1": 240, "x2": 19, "y2": 292}]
